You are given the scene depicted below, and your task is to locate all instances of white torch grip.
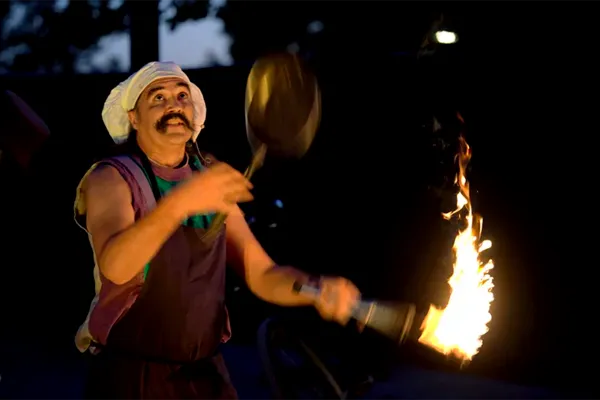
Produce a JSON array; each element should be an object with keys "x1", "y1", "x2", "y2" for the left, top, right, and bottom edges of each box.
[
  {"x1": 293, "y1": 282, "x2": 416, "y2": 344},
  {"x1": 294, "y1": 283, "x2": 370, "y2": 322}
]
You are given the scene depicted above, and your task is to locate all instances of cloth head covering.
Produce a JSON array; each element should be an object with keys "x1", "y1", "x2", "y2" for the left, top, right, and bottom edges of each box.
[{"x1": 102, "y1": 61, "x2": 206, "y2": 144}]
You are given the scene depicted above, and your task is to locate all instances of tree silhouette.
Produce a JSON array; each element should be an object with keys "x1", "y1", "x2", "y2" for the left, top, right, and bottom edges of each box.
[
  {"x1": 0, "y1": 0, "x2": 444, "y2": 74},
  {"x1": 0, "y1": 0, "x2": 128, "y2": 73},
  {"x1": 164, "y1": 0, "x2": 210, "y2": 30},
  {"x1": 0, "y1": 0, "x2": 210, "y2": 73},
  {"x1": 215, "y1": 2, "x2": 319, "y2": 63}
]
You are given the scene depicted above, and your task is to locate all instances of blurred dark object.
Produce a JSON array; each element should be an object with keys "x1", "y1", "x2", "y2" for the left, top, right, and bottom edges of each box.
[
  {"x1": 0, "y1": 89, "x2": 54, "y2": 352},
  {"x1": 255, "y1": 306, "x2": 452, "y2": 400},
  {"x1": 0, "y1": 90, "x2": 50, "y2": 171},
  {"x1": 257, "y1": 314, "x2": 377, "y2": 399}
]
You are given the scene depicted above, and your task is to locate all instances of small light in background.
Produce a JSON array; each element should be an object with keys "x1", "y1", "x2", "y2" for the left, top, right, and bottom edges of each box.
[
  {"x1": 287, "y1": 42, "x2": 300, "y2": 53},
  {"x1": 307, "y1": 20, "x2": 324, "y2": 34},
  {"x1": 274, "y1": 199, "x2": 284, "y2": 209},
  {"x1": 435, "y1": 30, "x2": 458, "y2": 44}
]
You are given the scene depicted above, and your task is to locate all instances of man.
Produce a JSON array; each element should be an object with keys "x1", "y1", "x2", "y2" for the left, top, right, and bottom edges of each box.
[{"x1": 74, "y1": 61, "x2": 360, "y2": 399}]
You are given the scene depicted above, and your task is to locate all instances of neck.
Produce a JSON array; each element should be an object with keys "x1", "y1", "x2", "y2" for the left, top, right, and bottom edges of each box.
[{"x1": 136, "y1": 136, "x2": 186, "y2": 168}]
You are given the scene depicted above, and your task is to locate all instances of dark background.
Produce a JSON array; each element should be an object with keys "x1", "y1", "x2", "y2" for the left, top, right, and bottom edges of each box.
[{"x1": 0, "y1": 2, "x2": 597, "y2": 398}]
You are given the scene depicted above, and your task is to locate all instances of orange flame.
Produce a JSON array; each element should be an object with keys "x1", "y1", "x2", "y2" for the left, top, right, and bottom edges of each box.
[{"x1": 418, "y1": 127, "x2": 495, "y2": 362}]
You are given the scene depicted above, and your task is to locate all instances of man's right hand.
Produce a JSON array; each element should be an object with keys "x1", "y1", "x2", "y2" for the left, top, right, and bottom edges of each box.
[{"x1": 170, "y1": 162, "x2": 254, "y2": 217}]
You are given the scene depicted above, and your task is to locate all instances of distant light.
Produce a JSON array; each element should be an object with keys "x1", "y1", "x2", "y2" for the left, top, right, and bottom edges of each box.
[
  {"x1": 269, "y1": 223, "x2": 278, "y2": 228},
  {"x1": 287, "y1": 42, "x2": 300, "y2": 53},
  {"x1": 435, "y1": 30, "x2": 458, "y2": 44},
  {"x1": 274, "y1": 199, "x2": 284, "y2": 209},
  {"x1": 247, "y1": 216, "x2": 256, "y2": 225},
  {"x1": 307, "y1": 20, "x2": 324, "y2": 34}
]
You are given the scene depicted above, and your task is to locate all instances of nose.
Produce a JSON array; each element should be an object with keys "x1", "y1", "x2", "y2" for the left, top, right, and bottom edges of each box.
[{"x1": 166, "y1": 96, "x2": 183, "y2": 113}]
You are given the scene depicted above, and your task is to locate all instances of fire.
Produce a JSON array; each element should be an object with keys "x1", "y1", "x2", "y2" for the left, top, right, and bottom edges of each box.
[{"x1": 418, "y1": 129, "x2": 495, "y2": 362}]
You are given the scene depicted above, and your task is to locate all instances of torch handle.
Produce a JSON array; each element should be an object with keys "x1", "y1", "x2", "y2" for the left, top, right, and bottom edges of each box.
[
  {"x1": 293, "y1": 282, "x2": 418, "y2": 344},
  {"x1": 292, "y1": 282, "x2": 373, "y2": 324}
]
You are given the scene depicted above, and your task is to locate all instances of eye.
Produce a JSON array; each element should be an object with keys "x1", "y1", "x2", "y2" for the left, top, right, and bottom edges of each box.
[
  {"x1": 154, "y1": 94, "x2": 164, "y2": 101},
  {"x1": 178, "y1": 92, "x2": 188, "y2": 100}
]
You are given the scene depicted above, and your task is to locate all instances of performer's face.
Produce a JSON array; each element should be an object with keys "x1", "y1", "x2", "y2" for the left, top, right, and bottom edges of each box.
[{"x1": 128, "y1": 77, "x2": 195, "y2": 145}]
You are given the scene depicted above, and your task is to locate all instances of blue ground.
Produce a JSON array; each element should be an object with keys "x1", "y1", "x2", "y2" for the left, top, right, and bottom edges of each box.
[{"x1": 0, "y1": 339, "x2": 560, "y2": 399}]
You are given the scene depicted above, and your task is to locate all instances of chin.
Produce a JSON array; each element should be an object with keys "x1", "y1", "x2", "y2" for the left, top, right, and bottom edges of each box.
[{"x1": 163, "y1": 129, "x2": 192, "y2": 144}]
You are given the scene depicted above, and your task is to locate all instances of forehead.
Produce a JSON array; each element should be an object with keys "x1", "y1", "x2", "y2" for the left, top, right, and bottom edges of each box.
[{"x1": 142, "y1": 77, "x2": 190, "y2": 96}]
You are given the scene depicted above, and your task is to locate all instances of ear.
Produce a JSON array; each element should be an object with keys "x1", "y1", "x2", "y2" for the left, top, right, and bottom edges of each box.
[{"x1": 127, "y1": 110, "x2": 139, "y2": 130}]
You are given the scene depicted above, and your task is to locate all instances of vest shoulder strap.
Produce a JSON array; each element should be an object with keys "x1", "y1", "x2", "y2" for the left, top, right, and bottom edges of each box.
[{"x1": 110, "y1": 155, "x2": 157, "y2": 213}]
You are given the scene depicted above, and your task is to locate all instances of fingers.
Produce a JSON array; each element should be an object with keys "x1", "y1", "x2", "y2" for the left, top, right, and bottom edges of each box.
[
  {"x1": 317, "y1": 280, "x2": 336, "y2": 321},
  {"x1": 337, "y1": 279, "x2": 360, "y2": 323},
  {"x1": 209, "y1": 162, "x2": 253, "y2": 189},
  {"x1": 205, "y1": 162, "x2": 254, "y2": 208},
  {"x1": 317, "y1": 277, "x2": 360, "y2": 326},
  {"x1": 223, "y1": 188, "x2": 254, "y2": 204}
]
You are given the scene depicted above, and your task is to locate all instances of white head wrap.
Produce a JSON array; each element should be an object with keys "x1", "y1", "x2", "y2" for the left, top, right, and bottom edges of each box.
[{"x1": 101, "y1": 61, "x2": 206, "y2": 144}]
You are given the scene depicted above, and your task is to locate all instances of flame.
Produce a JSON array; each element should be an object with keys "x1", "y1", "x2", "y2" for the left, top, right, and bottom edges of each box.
[{"x1": 418, "y1": 128, "x2": 495, "y2": 362}]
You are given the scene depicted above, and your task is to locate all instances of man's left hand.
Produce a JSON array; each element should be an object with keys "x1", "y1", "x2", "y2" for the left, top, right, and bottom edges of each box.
[{"x1": 314, "y1": 276, "x2": 361, "y2": 325}]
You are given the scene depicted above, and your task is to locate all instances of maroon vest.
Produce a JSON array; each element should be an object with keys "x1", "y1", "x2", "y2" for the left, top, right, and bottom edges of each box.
[{"x1": 86, "y1": 155, "x2": 231, "y2": 362}]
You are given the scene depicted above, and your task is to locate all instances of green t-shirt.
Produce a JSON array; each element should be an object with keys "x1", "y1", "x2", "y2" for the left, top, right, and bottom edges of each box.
[{"x1": 140, "y1": 155, "x2": 215, "y2": 279}]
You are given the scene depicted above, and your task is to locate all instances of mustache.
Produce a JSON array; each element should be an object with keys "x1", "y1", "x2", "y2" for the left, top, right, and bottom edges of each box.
[{"x1": 155, "y1": 113, "x2": 193, "y2": 133}]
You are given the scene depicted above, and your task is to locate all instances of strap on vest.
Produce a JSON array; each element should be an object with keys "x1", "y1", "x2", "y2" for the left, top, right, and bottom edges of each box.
[{"x1": 111, "y1": 155, "x2": 157, "y2": 213}]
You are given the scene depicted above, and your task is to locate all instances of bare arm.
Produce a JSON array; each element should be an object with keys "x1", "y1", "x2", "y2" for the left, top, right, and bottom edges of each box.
[
  {"x1": 85, "y1": 165, "x2": 185, "y2": 285},
  {"x1": 225, "y1": 207, "x2": 315, "y2": 306}
]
